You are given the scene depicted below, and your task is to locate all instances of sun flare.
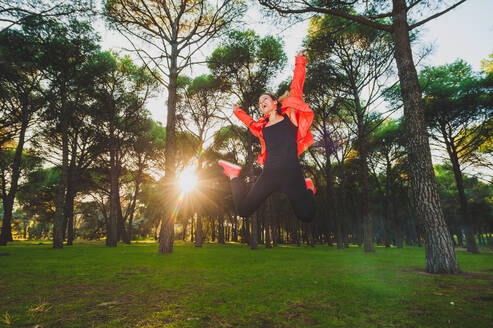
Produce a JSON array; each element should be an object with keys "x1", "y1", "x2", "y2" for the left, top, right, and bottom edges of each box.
[{"x1": 178, "y1": 166, "x2": 198, "y2": 193}]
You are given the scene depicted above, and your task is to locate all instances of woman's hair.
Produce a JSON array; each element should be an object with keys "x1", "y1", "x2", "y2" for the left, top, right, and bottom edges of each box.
[{"x1": 261, "y1": 92, "x2": 282, "y2": 115}]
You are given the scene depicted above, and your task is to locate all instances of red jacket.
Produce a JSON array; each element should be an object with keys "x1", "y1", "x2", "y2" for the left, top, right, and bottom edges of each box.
[{"x1": 234, "y1": 56, "x2": 314, "y2": 165}]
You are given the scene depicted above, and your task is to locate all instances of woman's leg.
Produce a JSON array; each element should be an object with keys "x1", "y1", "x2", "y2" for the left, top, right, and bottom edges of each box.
[
  {"x1": 281, "y1": 168, "x2": 316, "y2": 223},
  {"x1": 230, "y1": 169, "x2": 280, "y2": 218}
]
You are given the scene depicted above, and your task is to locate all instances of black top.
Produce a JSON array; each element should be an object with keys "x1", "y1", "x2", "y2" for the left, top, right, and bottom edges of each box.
[{"x1": 263, "y1": 114, "x2": 300, "y2": 169}]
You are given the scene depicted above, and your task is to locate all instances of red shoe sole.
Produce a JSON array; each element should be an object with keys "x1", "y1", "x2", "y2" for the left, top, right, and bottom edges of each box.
[{"x1": 218, "y1": 160, "x2": 241, "y2": 178}]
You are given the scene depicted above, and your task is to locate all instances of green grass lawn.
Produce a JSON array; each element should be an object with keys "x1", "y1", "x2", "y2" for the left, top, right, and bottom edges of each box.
[{"x1": 1, "y1": 242, "x2": 492, "y2": 328}]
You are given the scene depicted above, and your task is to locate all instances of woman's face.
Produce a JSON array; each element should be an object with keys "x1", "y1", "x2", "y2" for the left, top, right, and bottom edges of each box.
[{"x1": 258, "y1": 94, "x2": 277, "y2": 115}]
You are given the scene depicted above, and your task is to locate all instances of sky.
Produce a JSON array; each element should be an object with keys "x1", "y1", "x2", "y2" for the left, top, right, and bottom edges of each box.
[
  {"x1": 417, "y1": 0, "x2": 493, "y2": 70},
  {"x1": 98, "y1": 0, "x2": 493, "y2": 126}
]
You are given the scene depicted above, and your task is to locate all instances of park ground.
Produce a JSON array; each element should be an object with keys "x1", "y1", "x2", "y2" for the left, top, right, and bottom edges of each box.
[{"x1": 0, "y1": 242, "x2": 492, "y2": 328}]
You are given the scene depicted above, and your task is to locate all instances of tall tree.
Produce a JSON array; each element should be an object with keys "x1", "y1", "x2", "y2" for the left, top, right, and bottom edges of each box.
[
  {"x1": 259, "y1": 0, "x2": 463, "y2": 273},
  {"x1": 105, "y1": 0, "x2": 245, "y2": 253},
  {"x1": 0, "y1": 22, "x2": 45, "y2": 246},
  {"x1": 90, "y1": 52, "x2": 158, "y2": 247},
  {"x1": 304, "y1": 14, "x2": 395, "y2": 252},
  {"x1": 36, "y1": 18, "x2": 101, "y2": 248},
  {"x1": 369, "y1": 119, "x2": 407, "y2": 247},
  {"x1": 124, "y1": 119, "x2": 166, "y2": 243},
  {"x1": 420, "y1": 60, "x2": 493, "y2": 253}
]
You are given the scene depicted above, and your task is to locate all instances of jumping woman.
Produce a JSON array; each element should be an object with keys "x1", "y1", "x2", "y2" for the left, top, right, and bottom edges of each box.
[{"x1": 218, "y1": 50, "x2": 316, "y2": 223}]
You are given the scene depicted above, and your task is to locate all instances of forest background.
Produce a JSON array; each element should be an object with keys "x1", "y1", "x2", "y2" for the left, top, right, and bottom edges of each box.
[{"x1": 0, "y1": 0, "x2": 492, "y2": 265}]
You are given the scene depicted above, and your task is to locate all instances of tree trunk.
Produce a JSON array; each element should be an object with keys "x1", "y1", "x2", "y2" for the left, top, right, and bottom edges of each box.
[
  {"x1": 182, "y1": 221, "x2": 188, "y2": 241},
  {"x1": 211, "y1": 218, "x2": 216, "y2": 242},
  {"x1": 352, "y1": 82, "x2": 373, "y2": 253},
  {"x1": 360, "y1": 133, "x2": 373, "y2": 253},
  {"x1": 0, "y1": 116, "x2": 29, "y2": 246},
  {"x1": 126, "y1": 168, "x2": 143, "y2": 245},
  {"x1": 195, "y1": 213, "x2": 203, "y2": 248},
  {"x1": 190, "y1": 217, "x2": 195, "y2": 243},
  {"x1": 158, "y1": 212, "x2": 174, "y2": 253},
  {"x1": 218, "y1": 216, "x2": 225, "y2": 244},
  {"x1": 337, "y1": 163, "x2": 347, "y2": 249},
  {"x1": 63, "y1": 140, "x2": 78, "y2": 245},
  {"x1": 64, "y1": 183, "x2": 76, "y2": 246},
  {"x1": 53, "y1": 100, "x2": 70, "y2": 249},
  {"x1": 118, "y1": 196, "x2": 129, "y2": 243},
  {"x1": 241, "y1": 218, "x2": 249, "y2": 244},
  {"x1": 384, "y1": 157, "x2": 393, "y2": 248},
  {"x1": 159, "y1": 49, "x2": 179, "y2": 254},
  {"x1": 391, "y1": 0, "x2": 459, "y2": 273},
  {"x1": 107, "y1": 154, "x2": 120, "y2": 247},
  {"x1": 232, "y1": 217, "x2": 238, "y2": 242},
  {"x1": 457, "y1": 230, "x2": 463, "y2": 247},
  {"x1": 446, "y1": 144, "x2": 478, "y2": 253},
  {"x1": 273, "y1": 224, "x2": 278, "y2": 247}
]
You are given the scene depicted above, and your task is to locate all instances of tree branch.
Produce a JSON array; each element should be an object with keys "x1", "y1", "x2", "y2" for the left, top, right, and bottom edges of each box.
[{"x1": 408, "y1": 0, "x2": 467, "y2": 30}]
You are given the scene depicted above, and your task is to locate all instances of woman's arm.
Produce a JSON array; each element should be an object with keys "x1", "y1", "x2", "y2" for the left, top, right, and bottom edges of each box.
[
  {"x1": 233, "y1": 104, "x2": 262, "y2": 137},
  {"x1": 290, "y1": 50, "x2": 307, "y2": 101},
  {"x1": 285, "y1": 50, "x2": 308, "y2": 126}
]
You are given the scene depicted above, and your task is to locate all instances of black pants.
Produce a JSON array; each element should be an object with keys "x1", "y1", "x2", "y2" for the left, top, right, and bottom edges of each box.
[{"x1": 231, "y1": 167, "x2": 316, "y2": 223}]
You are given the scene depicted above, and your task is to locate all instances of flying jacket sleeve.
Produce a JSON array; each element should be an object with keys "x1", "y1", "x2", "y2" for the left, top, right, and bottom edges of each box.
[
  {"x1": 234, "y1": 108, "x2": 262, "y2": 138},
  {"x1": 290, "y1": 56, "x2": 307, "y2": 101},
  {"x1": 283, "y1": 55, "x2": 314, "y2": 134}
]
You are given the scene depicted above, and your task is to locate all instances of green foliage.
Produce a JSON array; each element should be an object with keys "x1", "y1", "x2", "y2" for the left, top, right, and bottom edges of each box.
[
  {"x1": 16, "y1": 166, "x2": 60, "y2": 224},
  {"x1": 481, "y1": 52, "x2": 493, "y2": 73},
  {"x1": 0, "y1": 148, "x2": 42, "y2": 180},
  {"x1": 434, "y1": 163, "x2": 493, "y2": 228},
  {"x1": 77, "y1": 201, "x2": 106, "y2": 240},
  {"x1": 420, "y1": 60, "x2": 483, "y2": 124},
  {"x1": 419, "y1": 59, "x2": 492, "y2": 168},
  {"x1": 208, "y1": 29, "x2": 287, "y2": 111},
  {"x1": 0, "y1": 21, "x2": 45, "y2": 149}
]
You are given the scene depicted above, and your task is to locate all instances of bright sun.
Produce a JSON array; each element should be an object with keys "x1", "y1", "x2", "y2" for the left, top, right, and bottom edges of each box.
[{"x1": 178, "y1": 166, "x2": 198, "y2": 193}]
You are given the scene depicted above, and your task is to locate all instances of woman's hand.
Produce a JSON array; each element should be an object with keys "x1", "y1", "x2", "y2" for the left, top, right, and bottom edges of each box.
[
  {"x1": 297, "y1": 49, "x2": 306, "y2": 57},
  {"x1": 233, "y1": 103, "x2": 241, "y2": 111}
]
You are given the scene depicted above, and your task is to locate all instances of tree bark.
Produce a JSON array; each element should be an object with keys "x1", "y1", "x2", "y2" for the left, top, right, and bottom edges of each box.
[
  {"x1": 384, "y1": 156, "x2": 393, "y2": 248},
  {"x1": 337, "y1": 163, "x2": 347, "y2": 249},
  {"x1": 64, "y1": 181, "x2": 76, "y2": 246},
  {"x1": 218, "y1": 216, "x2": 225, "y2": 244},
  {"x1": 158, "y1": 48, "x2": 179, "y2": 254},
  {"x1": 357, "y1": 114, "x2": 373, "y2": 253},
  {"x1": 182, "y1": 221, "x2": 188, "y2": 241},
  {"x1": 126, "y1": 166, "x2": 143, "y2": 244},
  {"x1": 107, "y1": 152, "x2": 120, "y2": 247},
  {"x1": 232, "y1": 217, "x2": 238, "y2": 242},
  {"x1": 190, "y1": 217, "x2": 194, "y2": 243},
  {"x1": 158, "y1": 211, "x2": 174, "y2": 253},
  {"x1": 391, "y1": 0, "x2": 459, "y2": 273},
  {"x1": 118, "y1": 193, "x2": 128, "y2": 243},
  {"x1": 211, "y1": 217, "x2": 216, "y2": 242},
  {"x1": 53, "y1": 95, "x2": 70, "y2": 249},
  {"x1": 195, "y1": 213, "x2": 203, "y2": 248},
  {"x1": 445, "y1": 138, "x2": 478, "y2": 253},
  {"x1": 64, "y1": 143, "x2": 78, "y2": 246},
  {"x1": 0, "y1": 115, "x2": 28, "y2": 246},
  {"x1": 65, "y1": 140, "x2": 79, "y2": 245}
]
